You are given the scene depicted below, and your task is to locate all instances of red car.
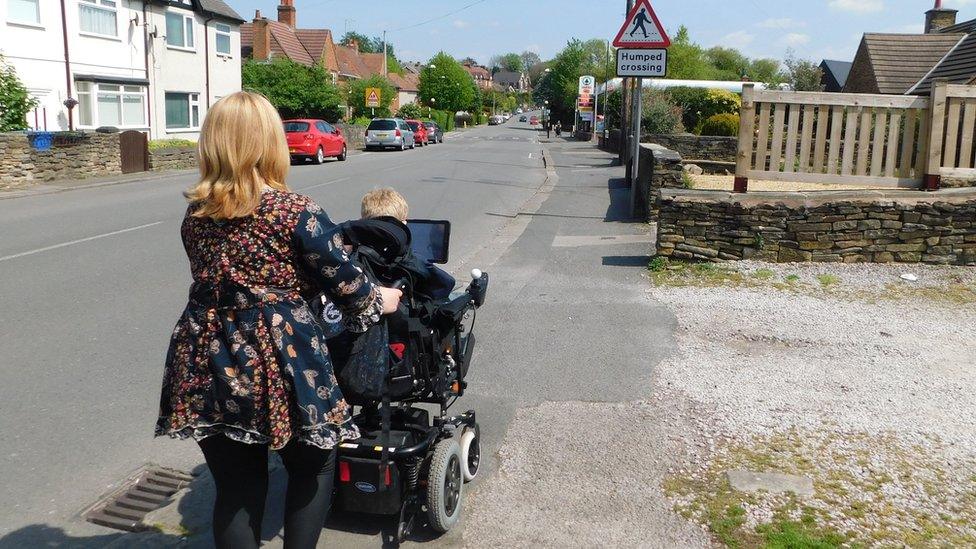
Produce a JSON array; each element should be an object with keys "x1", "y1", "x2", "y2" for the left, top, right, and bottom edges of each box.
[
  {"x1": 405, "y1": 119, "x2": 429, "y2": 146},
  {"x1": 283, "y1": 119, "x2": 347, "y2": 164},
  {"x1": 529, "y1": 116, "x2": 540, "y2": 125}
]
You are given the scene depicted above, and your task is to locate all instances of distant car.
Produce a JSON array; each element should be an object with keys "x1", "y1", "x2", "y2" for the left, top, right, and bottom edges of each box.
[
  {"x1": 519, "y1": 115, "x2": 527, "y2": 122},
  {"x1": 423, "y1": 121, "x2": 444, "y2": 144},
  {"x1": 283, "y1": 119, "x2": 347, "y2": 164},
  {"x1": 365, "y1": 118, "x2": 415, "y2": 151},
  {"x1": 405, "y1": 119, "x2": 429, "y2": 146},
  {"x1": 529, "y1": 116, "x2": 539, "y2": 125},
  {"x1": 488, "y1": 115, "x2": 505, "y2": 125},
  {"x1": 516, "y1": 108, "x2": 523, "y2": 114}
]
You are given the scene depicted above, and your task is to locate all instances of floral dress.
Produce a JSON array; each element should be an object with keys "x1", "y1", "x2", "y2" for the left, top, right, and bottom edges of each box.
[{"x1": 155, "y1": 189, "x2": 381, "y2": 450}]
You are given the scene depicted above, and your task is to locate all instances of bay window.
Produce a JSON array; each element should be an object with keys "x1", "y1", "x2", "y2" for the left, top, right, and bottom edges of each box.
[
  {"x1": 166, "y1": 11, "x2": 194, "y2": 49},
  {"x1": 165, "y1": 92, "x2": 200, "y2": 130},
  {"x1": 215, "y1": 23, "x2": 231, "y2": 55},
  {"x1": 79, "y1": 0, "x2": 117, "y2": 37},
  {"x1": 75, "y1": 82, "x2": 146, "y2": 128}
]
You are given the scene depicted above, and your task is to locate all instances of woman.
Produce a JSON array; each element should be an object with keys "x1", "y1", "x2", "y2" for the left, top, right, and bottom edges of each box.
[{"x1": 155, "y1": 91, "x2": 401, "y2": 549}]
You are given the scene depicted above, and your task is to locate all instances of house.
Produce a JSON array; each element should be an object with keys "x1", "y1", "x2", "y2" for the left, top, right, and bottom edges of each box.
[
  {"x1": 0, "y1": 0, "x2": 244, "y2": 139},
  {"x1": 819, "y1": 60, "x2": 852, "y2": 92},
  {"x1": 493, "y1": 70, "x2": 530, "y2": 93},
  {"x1": 843, "y1": 1, "x2": 976, "y2": 96},
  {"x1": 462, "y1": 61, "x2": 493, "y2": 91},
  {"x1": 144, "y1": 0, "x2": 245, "y2": 140},
  {"x1": 240, "y1": 0, "x2": 341, "y2": 82}
]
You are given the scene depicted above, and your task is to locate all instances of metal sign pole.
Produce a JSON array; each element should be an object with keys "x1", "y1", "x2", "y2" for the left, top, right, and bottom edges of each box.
[{"x1": 629, "y1": 77, "x2": 642, "y2": 218}]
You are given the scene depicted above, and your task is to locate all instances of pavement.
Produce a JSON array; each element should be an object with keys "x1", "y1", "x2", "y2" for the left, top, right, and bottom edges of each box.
[{"x1": 0, "y1": 115, "x2": 687, "y2": 548}]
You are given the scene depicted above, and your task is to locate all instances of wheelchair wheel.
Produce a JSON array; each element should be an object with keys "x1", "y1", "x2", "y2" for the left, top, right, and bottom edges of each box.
[
  {"x1": 426, "y1": 438, "x2": 463, "y2": 533},
  {"x1": 460, "y1": 426, "x2": 480, "y2": 482}
]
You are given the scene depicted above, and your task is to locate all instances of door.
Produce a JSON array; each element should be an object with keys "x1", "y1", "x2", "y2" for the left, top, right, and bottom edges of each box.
[
  {"x1": 119, "y1": 130, "x2": 149, "y2": 174},
  {"x1": 318, "y1": 122, "x2": 340, "y2": 155}
]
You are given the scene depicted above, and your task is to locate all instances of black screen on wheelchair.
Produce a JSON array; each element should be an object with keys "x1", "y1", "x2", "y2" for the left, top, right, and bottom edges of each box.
[{"x1": 407, "y1": 219, "x2": 450, "y2": 264}]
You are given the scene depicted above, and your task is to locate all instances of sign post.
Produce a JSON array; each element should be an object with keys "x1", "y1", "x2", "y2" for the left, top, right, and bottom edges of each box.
[
  {"x1": 365, "y1": 87, "x2": 381, "y2": 117},
  {"x1": 613, "y1": 0, "x2": 670, "y2": 218}
]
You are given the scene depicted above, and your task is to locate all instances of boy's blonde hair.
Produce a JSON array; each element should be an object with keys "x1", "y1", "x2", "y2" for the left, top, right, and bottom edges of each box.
[
  {"x1": 361, "y1": 188, "x2": 409, "y2": 222},
  {"x1": 184, "y1": 92, "x2": 290, "y2": 219}
]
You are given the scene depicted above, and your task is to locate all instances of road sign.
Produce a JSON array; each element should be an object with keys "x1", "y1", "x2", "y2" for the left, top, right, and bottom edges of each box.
[
  {"x1": 365, "y1": 87, "x2": 381, "y2": 108},
  {"x1": 616, "y1": 49, "x2": 668, "y2": 77},
  {"x1": 578, "y1": 75, "x2": 595, "y2": 95},
  {"x1": 612, "y1": 0, "x2": 670, "y2": 48},
  {"x1": 578, "y1": 96, "x2": 594, "y2": 109}
]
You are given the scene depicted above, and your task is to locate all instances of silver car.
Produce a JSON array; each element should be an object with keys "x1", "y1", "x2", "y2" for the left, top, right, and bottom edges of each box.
[{"x1": 365, "y1": 118, "x2": 415, "y2": 151}]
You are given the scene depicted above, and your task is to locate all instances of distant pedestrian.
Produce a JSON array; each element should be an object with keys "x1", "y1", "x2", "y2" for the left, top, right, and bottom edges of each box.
[
  {"x1": 554, "y1": 121, "x2": 562, "y2": 137},
  {"x1": 154, "y1": 91, "x2": 401, "y2": 549}
]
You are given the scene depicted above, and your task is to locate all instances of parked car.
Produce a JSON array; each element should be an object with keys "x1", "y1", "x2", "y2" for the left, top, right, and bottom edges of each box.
[
  {"x1": 529, "y1": 116, "x2": 539, "y2": 125},
  {"x1": 405, "y1": 120, "x2": 429, "y2": 146},
  {"x1": 424, "y1": 121, "x2": 444, "y2": 144},
  {"x1": 488, "y1": 115, "x2": 505, "y2": 125},
  {"x1": 516, "y1": 108, "x2": 523, "y2": 114},
  {"x1": 283, "y1": 119, "x2": 347, "y2": 164},
  {"x1": 519, "y1": 115, "x2": 528, "y2": 122},
  {"x1": 365, "y1": 118, "x2": 415, "y2": 151}
]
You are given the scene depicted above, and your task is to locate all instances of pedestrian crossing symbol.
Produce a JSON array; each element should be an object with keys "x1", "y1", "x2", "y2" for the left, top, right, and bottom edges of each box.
[
  {"x1": 612, "y1": 0, "x2": 670, "y2": 48},
  {"x1": 365, "y1": 88, "x2": 381, "y2": 108}
]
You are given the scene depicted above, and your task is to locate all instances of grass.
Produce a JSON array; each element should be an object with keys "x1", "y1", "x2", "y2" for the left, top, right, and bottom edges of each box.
[
  {"x1": 816, "y1": 274, "x2": 841, "y2": 287},
  {"x1": 647, "y1": 258, "x2": 745, "y2": 287},
  {"x1": 753, "y1": 268, "x2": 776, "y2": 281},
  {"x1": 149, "y1": 138, "x2": 196, "y2": 151},
  {"x1": 681, "y1": 171, "x2": 696, "y2": 189}
]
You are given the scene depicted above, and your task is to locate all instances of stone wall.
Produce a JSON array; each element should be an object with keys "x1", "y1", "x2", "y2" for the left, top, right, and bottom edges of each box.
[
  {"x1": 645, "y1": 133, "x2": 738, "y2": 163},
  {"x1": 656, "y1": 188, "x2": 976, "y2": 265},
  {"x1": 337, "y1": 124, "x2": 365, "y2": 151},
  {"x1": 150, "y1": 147, "x2": 197, "y2": 171},
  {"x1": 635, "y1": 143, "x2": 684, "y2": 221},
  {"x1": 0, "y1": 132, "x2": 121, "y2": 189}
]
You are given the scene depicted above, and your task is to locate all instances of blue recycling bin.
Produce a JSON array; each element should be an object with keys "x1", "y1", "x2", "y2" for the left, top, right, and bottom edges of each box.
[{"x1": 28, "y1": 132, "x2": 55, "y2": 151}]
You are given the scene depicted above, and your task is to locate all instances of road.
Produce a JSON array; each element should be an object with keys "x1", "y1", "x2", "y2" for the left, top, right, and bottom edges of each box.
[{"x1": 0, "y1": 115, "x2": 676, "y2": 548}]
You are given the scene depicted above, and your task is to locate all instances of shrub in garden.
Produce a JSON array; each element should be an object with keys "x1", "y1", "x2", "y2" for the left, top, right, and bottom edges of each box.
[
  {"x1": 667, "y1": 87, "x2": 740, "y2": 134},
  {"x1": 640, "y1": 89, "x2": 684, "y2": 135},
  {"x1": 396, "y1": 103, "x2": 423, "y2": 119},
  {"x1": 700, "y1": 113, "x2": 740, "y2": 136}
]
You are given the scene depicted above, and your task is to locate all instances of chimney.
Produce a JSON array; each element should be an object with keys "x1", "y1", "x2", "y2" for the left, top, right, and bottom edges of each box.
[
  {"x1": 348, "y1": 39, "x2": 359, "y2": 53},
  {"x1": 253, "y1": 15, "x2": 271, "y2": 61},
  {"x1": 926, "y1": 0, "x2": 958, "y2": 33},
  {"x1": 277, "y1": 0, "x2": 296, "y2": 29}
]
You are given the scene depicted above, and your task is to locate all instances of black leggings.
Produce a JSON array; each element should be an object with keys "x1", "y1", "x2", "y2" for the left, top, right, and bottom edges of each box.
[{"x1": 197, "y1": 435, "x2": 336, "y2": 549}]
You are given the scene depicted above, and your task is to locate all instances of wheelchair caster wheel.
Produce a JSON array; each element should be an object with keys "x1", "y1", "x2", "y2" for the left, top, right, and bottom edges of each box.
[{"x1": 460, "y1": 426, "x2": 480, "y2": 482}]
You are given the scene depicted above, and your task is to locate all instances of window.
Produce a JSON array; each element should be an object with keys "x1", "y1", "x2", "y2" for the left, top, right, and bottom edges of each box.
[
  {"x1": 79, "y1": 0, "x2": 117, "y2": 37},
  {"x1": 75, "y1": 81, "x2": 146, "y2": 127},
  {"x1": 8, "y1": 0, "x2": 40, "y2": 25},
  {"x1": 165, "y1": 11, "x2": 194, "y2": 49},
  {"x1": 283, "y1": 121, "x2": 310, "y2": 133},
  {"x1": 214, "y1": 23, "x2": 231, "y2": 55},
  {"x1": 165, "y1": 92, "x2": 200, "y2": 129}
]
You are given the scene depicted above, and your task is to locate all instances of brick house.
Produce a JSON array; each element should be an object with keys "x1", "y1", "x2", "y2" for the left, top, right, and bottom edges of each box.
[
  {"x1": 493, "y1": 70, "x2": 531, "y2": 93},
  {"x1": 462, "y1": 61, "x2": 493, "y2": 91}
]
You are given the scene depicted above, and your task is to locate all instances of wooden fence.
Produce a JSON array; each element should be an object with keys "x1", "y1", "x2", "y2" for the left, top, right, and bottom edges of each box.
[{"x1": 733, "y1": 81, "x2": 976, "y2": 192}]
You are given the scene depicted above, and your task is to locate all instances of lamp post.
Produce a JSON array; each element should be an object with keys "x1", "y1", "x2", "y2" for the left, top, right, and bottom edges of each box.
[{"x1": 544, "y1": 99, "x2": 550, "y2": 138}]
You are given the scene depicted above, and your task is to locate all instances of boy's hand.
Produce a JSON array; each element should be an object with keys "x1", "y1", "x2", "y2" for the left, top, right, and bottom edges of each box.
[{"x1": 378, "y1": 287, "x2": 402, "y2": 314}]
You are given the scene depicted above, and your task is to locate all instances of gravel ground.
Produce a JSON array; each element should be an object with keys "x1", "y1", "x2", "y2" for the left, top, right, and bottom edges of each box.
[
  {"x1": 689, "y1": 174, "x2": 878, "y2": 192},
  {"x1": 648, "y1": 261, "x2": 976, "y2": 545}
]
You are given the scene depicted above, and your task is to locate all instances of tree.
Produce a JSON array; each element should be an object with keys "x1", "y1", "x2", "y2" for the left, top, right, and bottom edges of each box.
[
  {"x1": 418, "y1": 53, "x2": 476, "y2": 113},
  {"x1": 346, "y1": 75, "x2": 396, "y2": 118},
  {"x1": 784, "y1": 50, "x2": 823, "y2": 91},
  {"x1": 666, "y1": 26, "x2": 712, "y2": 80},
  {"x1": 490, "y1": 53, "x2": 523, "y2": 72},
  {"x1": 579, "y1": 39, "x2": 615, "y2": 82},
  {"x1": 532, "y1": 39, "x2": 587, "y2": 123},
  {"x1": 748, "y1": 58, "x2": 783, "y2": 85},
  {"x1": 242, "y1": 58, "x2": 343, "y2": 121},
  {"x1": 520, "y1": 51, "x2": 542, "y2": 73},
  {"x1": 705, "y1": 47, "x2": 750, "y2": 80},
  {"x1": 459, "y1": 57, "x2": 479, "y2": 66},
  {"x1": 340, "y1": 31, "x2": 377, "y2": 52},
  {"x1": 0, "y1": 56, "x2": 36, "y2": 131}
]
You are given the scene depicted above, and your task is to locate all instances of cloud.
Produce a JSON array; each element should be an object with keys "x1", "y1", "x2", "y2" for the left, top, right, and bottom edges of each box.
[
  {"x1": 722, "y1": 30, "x2": 755, "y2": 49},
  {"x1": 757, "y1": 18, "x2": 804, "y2": 29},
  {"x1": 452, "y1": 20, "x2": 468, "y2": 29},
  {"x1": 828, "y1": 0, "x2": 883, "y2": 13},
  {"x1": 781, "y1": 33, "x2": 811, "y2": 47}
]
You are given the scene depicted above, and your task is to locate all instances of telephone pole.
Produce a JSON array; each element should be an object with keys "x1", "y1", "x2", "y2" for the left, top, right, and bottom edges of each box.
[{"x1": 621, "y1": 0, "x2": 634, "y2": 176}]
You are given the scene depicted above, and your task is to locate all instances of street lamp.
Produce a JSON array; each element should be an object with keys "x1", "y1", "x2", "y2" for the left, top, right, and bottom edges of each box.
[{"x1": 430, "y1": 97, "x2": 436, "y2": 118}]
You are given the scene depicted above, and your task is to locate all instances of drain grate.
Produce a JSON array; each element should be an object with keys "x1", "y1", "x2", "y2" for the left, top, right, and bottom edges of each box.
[{"x1": 83, "y1": 465, "x2": 195, "y2": 532}]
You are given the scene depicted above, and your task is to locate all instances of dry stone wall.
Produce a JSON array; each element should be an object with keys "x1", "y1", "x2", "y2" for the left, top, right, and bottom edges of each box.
[
  {"x1": 645, "y1": 134, "x2": 738, "y2": 163},
  {"x1": 656, "y1": 188, "x2": 976, "y2": 265},
  {"x1": 0, "y1": 132, "x2": 121, "y2": 189},
  {"x1": 150, "y1": 147, "x2": 197, "y2": 171}
]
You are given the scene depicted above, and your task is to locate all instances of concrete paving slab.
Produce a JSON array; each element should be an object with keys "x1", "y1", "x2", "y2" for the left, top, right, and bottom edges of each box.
[{"x1": 726, "y1": 470, "x2": 815, "y2": 497}]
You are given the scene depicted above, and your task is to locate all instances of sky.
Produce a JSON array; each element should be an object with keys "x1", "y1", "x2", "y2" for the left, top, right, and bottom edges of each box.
[{"x1": 225, "y1": 0, "x2": 976, "y2": 66}]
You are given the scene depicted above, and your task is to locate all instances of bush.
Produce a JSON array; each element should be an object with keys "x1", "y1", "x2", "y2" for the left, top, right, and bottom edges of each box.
[
  {"x1": 667, "y1": 87, "x2": 740, "y2": 134},
  {"x1": 349, "y1": 115, "x2": 372, "y2": 127},
  {"x1": 0, "y1": 54, "x2": 37, "y2": 131},
  {"x1": 346, "y1": 75, "x2": 397, "y2": 119},
  {"x1": 640, "y1": 89, "x2": 684, "y2": 135},
  {"x1": 700, "y1": 113, "x2": 740, "y2": 136},
  {"x1": 149, "y1": 138, "x2": 196, "y2": 150},
  {"x1": 242, "y1": 58, "x2": 343, "y2": 122},
  {"x1": 396, "y1": 103, "x2": 424, "y2": 119}
]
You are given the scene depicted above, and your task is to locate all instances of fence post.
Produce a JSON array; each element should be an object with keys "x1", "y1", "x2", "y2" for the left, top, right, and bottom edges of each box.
[
  {"x1": 734, "y1": 83, "x2": 756, "y2": 193},
  {"x1": 924, "y1": 79, "x2": 949, "y2": 191}
]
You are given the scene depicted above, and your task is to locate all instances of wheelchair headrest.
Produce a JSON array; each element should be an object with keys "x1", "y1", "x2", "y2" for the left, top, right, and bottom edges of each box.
[{"x1": 341, "y1": 216, "x2": 412, "y2": 264}]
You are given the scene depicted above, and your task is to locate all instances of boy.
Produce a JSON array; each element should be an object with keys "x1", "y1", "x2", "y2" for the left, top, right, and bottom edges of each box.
[{"x1": 358, "y1": 188, "x2": 455, "y2": 300}]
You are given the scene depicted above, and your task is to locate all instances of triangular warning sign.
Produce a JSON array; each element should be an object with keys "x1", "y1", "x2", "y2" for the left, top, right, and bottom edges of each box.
[
  {"x1": 612, "y1": 0, "x2": 670, "y2": 48},
  {"x1": 367, "y1": 91, "x2": 378, "y2": 101}
]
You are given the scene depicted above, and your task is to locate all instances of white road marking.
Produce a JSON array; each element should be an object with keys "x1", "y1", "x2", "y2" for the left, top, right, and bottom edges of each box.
[
  {"x1": 551, "y1": 234, "x2": 656, "y2": 247},
  {"x1": 299, "y1": 177, "x2": 349, "y2": 191},
  {"x1": 528, "y1": 153, "x2": 533, "y2": 159},
  {"x1": 0, "y1": 221, "x2": 164, "y2": 263}
]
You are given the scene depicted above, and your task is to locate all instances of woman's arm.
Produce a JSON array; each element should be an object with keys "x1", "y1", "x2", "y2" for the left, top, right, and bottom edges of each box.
[{"x1": 293, "y1": 200, "x2": 400, "y2": 331}]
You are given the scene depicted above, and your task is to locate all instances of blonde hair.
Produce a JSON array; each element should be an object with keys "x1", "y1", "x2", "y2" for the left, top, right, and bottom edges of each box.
[
  {"x1": 185, "y1": 92, "x2": 290, "y2": 219},
  {"x1": 361, "y1": 188, "x2": 409, "y2": 222}
]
